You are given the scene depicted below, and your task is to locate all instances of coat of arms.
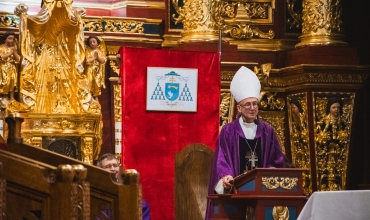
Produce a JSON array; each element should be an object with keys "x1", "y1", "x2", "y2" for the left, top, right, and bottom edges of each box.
[{"x1": 147, "y1": 68, "x2": 198, "y2": 111}]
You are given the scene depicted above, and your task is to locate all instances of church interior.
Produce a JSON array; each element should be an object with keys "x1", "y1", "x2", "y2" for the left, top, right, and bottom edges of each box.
[{"x1": 0, "y1": 0, "x2": 370, "y2": 219}]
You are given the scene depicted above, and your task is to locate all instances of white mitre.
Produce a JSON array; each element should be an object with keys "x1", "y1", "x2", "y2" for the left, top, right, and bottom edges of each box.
[{"x1": 230, "y1": 66, "x2": 261, "y2": 102}]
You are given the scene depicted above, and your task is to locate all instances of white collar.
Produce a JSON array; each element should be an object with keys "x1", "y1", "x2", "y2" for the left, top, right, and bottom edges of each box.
[{"x1": 239, "y1": 117, "x2": 257, "y2": 139}]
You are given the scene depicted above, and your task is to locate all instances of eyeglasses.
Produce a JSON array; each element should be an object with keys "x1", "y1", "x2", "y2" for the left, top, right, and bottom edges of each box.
[
  {"x1": 239, "y1": 102, "x2": 258, "y2": 109},
  {"x1": 102, "y1": 163, "x2": 120, "y2": 169}
]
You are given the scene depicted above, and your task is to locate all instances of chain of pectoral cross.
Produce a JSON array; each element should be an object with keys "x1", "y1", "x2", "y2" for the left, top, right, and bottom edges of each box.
[{"x1": 245, "y1": 139, "x2": 258, "y2": 172}]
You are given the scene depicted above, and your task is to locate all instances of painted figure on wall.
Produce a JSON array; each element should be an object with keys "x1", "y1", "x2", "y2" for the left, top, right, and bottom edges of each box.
[{"x1": 315, "y1": 96, "x2": 351, "y2": 191}]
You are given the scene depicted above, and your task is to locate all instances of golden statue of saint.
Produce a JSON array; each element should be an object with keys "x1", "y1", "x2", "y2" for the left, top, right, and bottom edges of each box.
[
  {"x1": 15, "y1": 1, "x2": 88, "y2": 114},
  {"x1": 315, "y1": 97, "x2": 349, "y2": 191},
  {"x1": 84, "y1": 36, "x2": 106, "y2": 98},
  {"x1": 0, "y1": 32, "x2": 20, "y2": 102}
]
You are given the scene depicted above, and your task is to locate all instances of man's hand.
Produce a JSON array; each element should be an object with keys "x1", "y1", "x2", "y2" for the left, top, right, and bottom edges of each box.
[{"x1": 222, "y1": 175, "x2": 234, "y2": 190}]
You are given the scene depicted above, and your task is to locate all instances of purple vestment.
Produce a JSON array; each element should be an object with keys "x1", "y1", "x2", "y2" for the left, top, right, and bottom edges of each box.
[
  {"x1": 142, "y1": 200, "x2": 151, "y2": 220},
  {"x1": 95, "y1": 200, "x2": 150, "y2": 220},
  {"x1": 205, "y1": 117, "x2": 285, "y2": 219}
]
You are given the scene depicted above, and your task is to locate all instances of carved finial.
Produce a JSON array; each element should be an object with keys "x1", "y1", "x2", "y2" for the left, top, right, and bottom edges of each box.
[
  {"x1": 121, "y1": 169, "x2": 139, "y2": 185},
  {"x1": 57, "y1": 164, "x2": 75, "y2": 182},
  {"x1": 72, "y1": 164, "x2": 87, "y2": 182}
]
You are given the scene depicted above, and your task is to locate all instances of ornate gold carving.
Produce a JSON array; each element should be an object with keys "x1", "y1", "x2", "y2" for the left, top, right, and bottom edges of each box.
[
  {"x1": 254, "y1": 63, "x2": 272, "y2": 83},
  {"x1": 241, "y1": 2, "x2": 270, "y2": 19},
  {"x1": 259, "y1": 111, "x2": 285, "y2": 153},
  {"x1": 171, "y1": 0, "x2": 224, "y2": 43},
  {"x1": 288, "y1": 94, "x2": 312, "y2": 195},
  {"x1": 224, "y1": 24, "x2": 275, "y2": 40},
  {"x1": 296, "y1": 0, "x2": 347, "y2": 47},
  {"x1": 222, "y1": 2, "x2": 238, "y2": 18},
  {"x1": 262, "y1": 176, "x2": 298, "y2": 190},
  {"x1": 106, "y1": 46, "x2": 121, "y2": 55},
  {"x1": 286, "y1": 0, "x2": 302, "y2": 29},
  {"x1": 223, "y1": 1, "x2": 275, "y2": 23},
  {"x1": 84, "y1": 122, "x2": 92, "y2": 131},
  {"x1": 6, "y1": 100, "x2": 31, "y2": 114},
  {"x1": 260, "y1": 92, "x2": 285, "y2": 111},
  {"x1": 279, "y1": 177, "x2": 299, "y2": 190},
  {"x1": 220, "y1": 63, "x2": 258, "y2": 81},
  {"x1": 221, "y1": 71, "x2": 237, "y2": 81},
  {"x1": 84, "y1": 19, "x2": 103, "y2": 32},
  {"x1": 21, "y1": 113, "x2": 102, "y2": 163},
  {"x1": 31, "y1": 136, "x2": 42, "y2": 148},
  {"x1": 222, "y1": 1, "x2": 275, "y2": 40},
  {"x1": 272, "y1": 206, "x2": 289, "y2": 220},
  {"x1": 110, "y1": 60, "x2": 120, "y2": 75},
  {"x1": 302, "y1": 0, "x2": 342, "y2": 34},
  {"x1": 82, "y1": 137, "x2": 93, "y2": 164},
  {"x1": 15, "y1": 1, "x2": 92, "y2": 114},
  {"x1": 105, "y1": 20, "x2": 144, "y2": 33},
  {"x1": 228, "y1": 38, "x2": 298, "y2": 51},
  {"x1": 262, "y1": 177, "x2": 279, "y2": 189},
  {"x1": 114, "y1": 85, "x2": 122, "y2": 122},
  {"x1": 42, "y1": 120, "x2": 77, "y2": 130},
  {"x1": 268, "y1": 71, "x2": 368, "y2": 88},
  {"x1": 314, "y1": 94, "x2": 354, "y2": 191},
  {"x1": 220, "y1": 90, "x2": 233, "y2": 130},
  {"x1": 0, "y1": 13, "x2": 19, "y2": 27}
]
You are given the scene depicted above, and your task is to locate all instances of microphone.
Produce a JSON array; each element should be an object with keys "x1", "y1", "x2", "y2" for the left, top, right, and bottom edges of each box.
[
  {"x1": 254, "y1": 115, "x2": 294, "y2": 168},
  {"x1": 253, "y1": 117, "x2": 259, "y2": 125}
]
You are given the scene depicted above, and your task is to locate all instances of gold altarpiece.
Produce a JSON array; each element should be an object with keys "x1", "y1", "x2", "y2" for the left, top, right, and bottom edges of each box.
[{"x1": 6, "y1": 1, "x2": 104, "y2": 164}]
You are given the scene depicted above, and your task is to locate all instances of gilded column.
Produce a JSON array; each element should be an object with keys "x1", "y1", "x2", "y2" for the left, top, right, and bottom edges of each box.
[
  {"x1": 114, "y1": 85, "x2": 122, "y2": 159},
  {"x1": 172, "y1": 0, "x2": 224, "y2": 43},
  {"x1": 108, "y1": 48, "x2": 122, "y2": 160},
  {"x1": 296, "y1": 0, "x2": 347, "y2": 48}
]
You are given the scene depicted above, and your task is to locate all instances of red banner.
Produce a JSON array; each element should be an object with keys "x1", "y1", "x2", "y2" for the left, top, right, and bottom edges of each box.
[{"x1": 120, "y1": 47, "x2": 220, "y2": 220}]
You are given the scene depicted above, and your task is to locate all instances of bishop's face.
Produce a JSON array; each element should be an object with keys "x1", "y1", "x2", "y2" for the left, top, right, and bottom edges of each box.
[{"x1": 237, "y1": 97, "x2": 259, "y2": 123}]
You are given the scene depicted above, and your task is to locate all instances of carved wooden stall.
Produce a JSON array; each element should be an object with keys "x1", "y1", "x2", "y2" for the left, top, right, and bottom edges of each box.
[
  {"x1": 0, "y1": 149, "x2": 90, "y2": 219},
  {"x1": 3, "y1": 142, "x2": 142, "y2": 220}
]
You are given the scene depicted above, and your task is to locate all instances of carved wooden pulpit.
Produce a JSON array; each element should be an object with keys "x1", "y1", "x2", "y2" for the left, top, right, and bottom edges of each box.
[{"x1": 208, "y1": 168, "x2": 307, "y2": 220}]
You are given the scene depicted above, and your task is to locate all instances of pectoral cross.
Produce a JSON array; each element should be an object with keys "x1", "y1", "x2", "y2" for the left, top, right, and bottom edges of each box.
[{"x1": 245, "y1": 152, "x2": 258, "y2": 169}]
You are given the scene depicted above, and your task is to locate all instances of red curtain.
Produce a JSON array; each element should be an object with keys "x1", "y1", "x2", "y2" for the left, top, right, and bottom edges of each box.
[{"x1": 120, "y1": 47, "x2": 220, "y2": 220}]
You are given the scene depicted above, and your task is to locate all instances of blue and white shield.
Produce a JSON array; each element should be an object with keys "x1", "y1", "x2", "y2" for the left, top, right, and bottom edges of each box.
[{"x1": 165, "y1": 83, "x2": 180, "y2": 101}]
